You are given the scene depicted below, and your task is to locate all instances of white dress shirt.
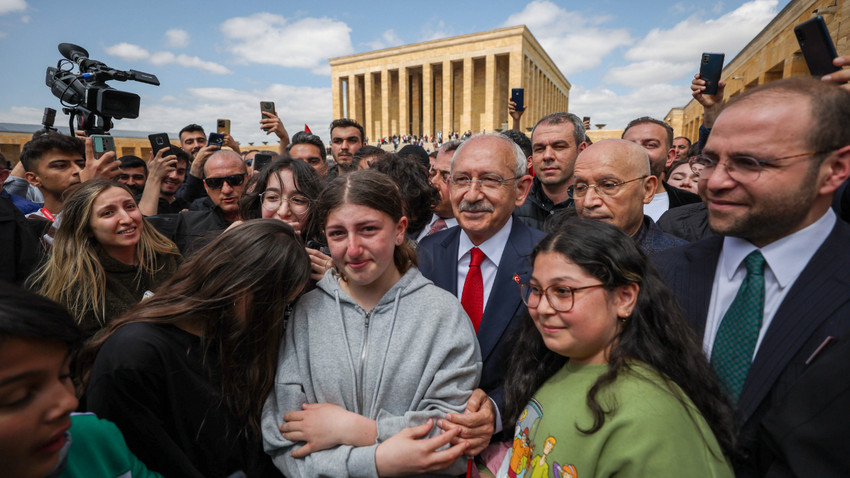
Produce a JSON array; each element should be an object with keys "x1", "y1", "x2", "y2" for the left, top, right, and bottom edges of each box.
[
  {"x1": 644, "y1": 191, "x2": 669, "y2": 221},
  {"x1": 415, "y1": 213, "x2": 458, "y2": 242},
  {"x1": 455, "y1": 217, "x2": 513, "y2": 315},
  {"x1": 703, "y1": 209, "x2": 836, "y2": 359}
]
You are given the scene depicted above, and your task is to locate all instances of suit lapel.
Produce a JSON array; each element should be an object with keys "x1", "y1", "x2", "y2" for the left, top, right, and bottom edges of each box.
[
  {"x1": 477, "y1": 222, "x2": 533, "y2": 362},
  {"x1": 681, "y1": 236, "x2": 723, "y2": 337},
  {"x1": 738, "y1": 223, "x2": 850, "y2": 422}
]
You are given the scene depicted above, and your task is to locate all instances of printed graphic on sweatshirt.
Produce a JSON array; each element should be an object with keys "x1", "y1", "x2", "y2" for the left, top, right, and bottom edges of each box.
[{"x1": 496, "y1": 399, "x2": 577, "y2": 478}]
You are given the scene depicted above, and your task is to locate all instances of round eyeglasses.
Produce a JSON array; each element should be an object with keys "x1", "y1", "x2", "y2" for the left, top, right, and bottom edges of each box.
[
  {"x1": 519, "y1": 282, "x2": 605, "y2": 312},
  {"x1": 260, "y1": 191, "x2": 311, "y2": 215},
  {"x1": 569, "y1": 176, "x2": 646, "y2": 198},
  {"x1": 689, "y1": 150, "x2": 832, "y2": 183}
]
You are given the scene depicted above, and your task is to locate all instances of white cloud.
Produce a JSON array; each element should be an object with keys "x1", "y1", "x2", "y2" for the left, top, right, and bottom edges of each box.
[
  {"x1": 0, "y1": 105, "x2": 42, "y2": 124},
  {"x1": 165, "y1": 28, "x2": 189, "y2": 48},
  {"x1": 131, "y1": 83, "x2": 333, "y2": 146},
  {"x1": 0, "y1": 0, "x2": 26, "y2": 15},
  {"x1": 220, "y1": 13, "x2": 354, "y2": 75},
  {"x1": 419, "y1": 20, "x2": 453, "y2": 42},
  {"x1": 366, "y1": 29, "x2": 403, "y2": 51},
  {"x1": 625, "y1": 0, "x2": 779, "y2": 63},
  {"x1": 105, "y1": 42, "x2": 231, "y2": 75},
  {"x1": 106, "y1": 42, "x2": 150, "y2": 61},
  {"x1": 503, "y1": 0, "x2": 633, "y2": 76},
  {"x1": 605, "y1": 60, "x2": 692, "y2": 85},
  {"x1": 569, "y1": 83, "x2": 691, "y2": 130}
]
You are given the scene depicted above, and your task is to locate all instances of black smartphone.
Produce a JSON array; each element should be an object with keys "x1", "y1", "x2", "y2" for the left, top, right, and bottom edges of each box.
[
  {"x1": 511, "y1": 88, "x2": 524, "y2": 112},
  {"x1": 260, "y1": 101, "x2": 276, "y2": 116},
  {"x1": 148, "y1": 133, "x2": 171, "y2": 156},
  {"x1": 795, "y1": 16, "x2": 839, "y2": 77},
  {"x1": 208, "y1": 132, "x2": 225, "y2": 148},
  {"x1": 217, "y1": 119, "x2": 231, "y2": 135},
  {"x1": 699, "y1": 53, "x2": 725, "y2": 96},
  {"x1": 91, "y1": 134, "x2": 115, "y2": 159},
  {"x1": 253, "y1": 153, "x2": 273, "y2": 172}
]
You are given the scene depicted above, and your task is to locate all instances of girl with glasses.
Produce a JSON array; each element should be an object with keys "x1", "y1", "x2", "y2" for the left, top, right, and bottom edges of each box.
[
  {"x1": 495, "y1": 218, "x2": 735, "y2": 477},
  {"x1": 262, "y1": 170, "x2": 482, "y2": 476},
  {"x1": 239, "y1": 156, "x2": 332, "y2": 282}
]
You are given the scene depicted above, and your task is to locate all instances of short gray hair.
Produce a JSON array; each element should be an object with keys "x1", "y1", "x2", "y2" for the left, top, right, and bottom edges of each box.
[{"x1": 451, "y1": 134, "x2": 527, "y2": 177}]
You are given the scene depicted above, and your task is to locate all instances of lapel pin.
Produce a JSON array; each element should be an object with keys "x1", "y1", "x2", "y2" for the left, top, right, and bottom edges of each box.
[{"x1": 512, "y1": 274, "x2": 521, "y2": 283}]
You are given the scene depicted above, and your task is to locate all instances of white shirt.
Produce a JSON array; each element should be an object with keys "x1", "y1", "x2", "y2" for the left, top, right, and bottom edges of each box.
[
  {"x1": 703, "y1": 209, "x2": 836, "y2": 359},
  {"x1": 644, "y1": 191, "x2": 669, "y2": 221},
  {"x1": 456, "y1": 217, "x2": 513, "y2": 313},
  {"x1": 415, "y1": 213, "x2": 458, "y2": 242}
]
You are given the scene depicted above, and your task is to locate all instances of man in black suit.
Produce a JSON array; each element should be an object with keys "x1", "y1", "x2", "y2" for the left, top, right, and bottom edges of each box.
[
  {"x1": 418, "y1": 134, "x2": 545, "y2": 452},
  {"x1": 654, "y1": 77, "x2": 850, "y2": 477}
]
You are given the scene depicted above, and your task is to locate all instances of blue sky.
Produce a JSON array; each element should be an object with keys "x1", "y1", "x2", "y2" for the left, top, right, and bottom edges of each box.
[{"x1": 0, "y1": 0, "x2": 788, "y2": 145}]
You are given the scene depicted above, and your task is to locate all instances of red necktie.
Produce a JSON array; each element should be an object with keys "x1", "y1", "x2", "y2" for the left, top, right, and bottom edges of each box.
[
  {"x1": 461, "y1": 247, "x2": 486, "y2": 332},
  {"x1": 426, "y1": 218, "x2": 447, "y2": 236}
]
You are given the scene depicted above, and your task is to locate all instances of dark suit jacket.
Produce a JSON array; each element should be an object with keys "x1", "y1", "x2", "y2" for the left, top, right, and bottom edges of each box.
[
  {"x1": 654, "y1": 220, "x2": 850, "y2": 477},
  {"x1": 417, "y1": 218, "x2": 545, "y2": 409}
]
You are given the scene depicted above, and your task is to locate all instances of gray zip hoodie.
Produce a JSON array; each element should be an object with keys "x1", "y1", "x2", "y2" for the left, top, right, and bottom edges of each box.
[{"x1": 262, "y1": 267, "x2": 482, "y2": 477}]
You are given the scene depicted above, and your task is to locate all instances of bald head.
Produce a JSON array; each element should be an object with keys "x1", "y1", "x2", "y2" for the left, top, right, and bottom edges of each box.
[
  {"x1": 573, "y1": 139, "x2": 657, "y2": 237},
  {"x1": 204, "y1": 150, "x2": 246, "y2": 177}
]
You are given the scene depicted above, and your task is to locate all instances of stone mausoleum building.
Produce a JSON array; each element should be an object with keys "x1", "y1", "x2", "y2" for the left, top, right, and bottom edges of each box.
[{"x1": 329, "y1": 25, "x2": 570, "y2": 141}]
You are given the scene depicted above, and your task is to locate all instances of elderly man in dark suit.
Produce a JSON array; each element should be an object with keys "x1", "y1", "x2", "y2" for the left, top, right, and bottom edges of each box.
[
  {"x1": 418, "y1": 134, "x2": 545, "y2": 453},
  {"x1": 654, "y1": 77, "x2": 850, "y2": 477}
]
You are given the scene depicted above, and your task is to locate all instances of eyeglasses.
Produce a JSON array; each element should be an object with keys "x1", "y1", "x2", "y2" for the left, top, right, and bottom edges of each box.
[
  {"x1": 569, "y1": 176, "x2": 647, "y2": 198},
  {"x1": 260, "y1": 191, "x2": 310, "y2": 215},
  {"x1": 204, "y1": 173, "x2": 246, "y2": 190},
  {"x1": 429, "y1": 167, "x2": 451, "y2": 182},
  {"x1": 519, "y1": 283, "x2": 605, "y2": 312},
  {"x1": 450, "y1": 174, "x2": 519, "y2": 190},
  {"x1": 690, "y1": 150, "x2": 831, "y2": 183}
]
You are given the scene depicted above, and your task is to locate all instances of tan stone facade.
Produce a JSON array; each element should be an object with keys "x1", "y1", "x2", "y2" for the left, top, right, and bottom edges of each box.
[
  {"x1": 666, "y1": 0, "x2": 849, "y2": 140},
  {"x1": 329, "y1": 25, "x2": 570, "y2": 141},
  {"x1": 0, "y1": 130, "x2": 176, "y2": 166}
]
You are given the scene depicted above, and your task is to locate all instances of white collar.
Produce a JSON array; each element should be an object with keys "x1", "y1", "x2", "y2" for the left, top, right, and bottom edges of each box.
[{"x1": 457, "y1": 217, "x2": 513, "y2": 267}]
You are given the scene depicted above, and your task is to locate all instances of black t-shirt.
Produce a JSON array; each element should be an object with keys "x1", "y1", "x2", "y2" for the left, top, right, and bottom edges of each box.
[{"x1": 85, "y1": 322, "x2": 281, "y2": 478}]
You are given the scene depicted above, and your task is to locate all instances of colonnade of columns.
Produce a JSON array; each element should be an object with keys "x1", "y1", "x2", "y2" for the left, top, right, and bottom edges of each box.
[{"x1": 332, "y1": 53, "x2": 569, "y2": 141}]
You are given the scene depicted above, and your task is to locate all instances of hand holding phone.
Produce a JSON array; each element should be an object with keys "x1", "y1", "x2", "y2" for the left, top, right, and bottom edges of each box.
[
  {"x1": 148, "y1": 133, "x2": 171, "y2": 157},
  {"x1": 510, "y1": 88, "x2": 525, "y2": 114},
  {"x1": 698, "y1": 53, "x2": 725, "y2": 96}
]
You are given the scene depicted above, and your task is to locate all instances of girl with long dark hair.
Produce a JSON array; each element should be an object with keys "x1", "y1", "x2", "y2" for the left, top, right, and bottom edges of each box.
[
  {"x1": 78, "y1": 219, "x2": 311, "y2": 478},
  {"x1": 497, "y1": 218, "x2": 735, "y2": 477}
]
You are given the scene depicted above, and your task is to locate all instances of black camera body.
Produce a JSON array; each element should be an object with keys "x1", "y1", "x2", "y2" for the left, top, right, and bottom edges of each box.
[{"x1": 45, "y1": 43, "x2": 159, "y2": 134}]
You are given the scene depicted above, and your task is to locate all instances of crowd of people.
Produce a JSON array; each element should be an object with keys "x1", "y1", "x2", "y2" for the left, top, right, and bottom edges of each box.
[{"x1": 2, "y1": 55, "x2": 850, "y2": 478}]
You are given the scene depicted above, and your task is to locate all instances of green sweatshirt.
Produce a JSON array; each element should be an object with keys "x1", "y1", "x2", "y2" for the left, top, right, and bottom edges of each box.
[{"x1": 497, "y1": 361, "x2": 733, "y2": 478}]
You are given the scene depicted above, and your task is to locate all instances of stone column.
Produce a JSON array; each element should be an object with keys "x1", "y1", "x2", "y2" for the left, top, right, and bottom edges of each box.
[
  {"x1": 364, "y1": 72, "x2": 374, "y2": 142},
  {"x1": 399, "y1": 66, "x2": 409, "y2": 135},
  {"x1": 442, "y1": 60, "x2": 452, "y2": 135},
  {"x1": 332, "y1": 74, "x2": 343, "y2": 119},
  {"x1": 423, "y1": 63, "x2": 433, "y2": 137},
  {"x1": 381, "y1": 69, "x2": 390, "y2": 140},
  {"x1": 484, "y1": 53, "x2": 495, "y2": 132},
  {"x1": 509, "y1": 51, "x2": 524, "y2": 130},
  {"x1": 461, "y1": 57, "x2": 472, "y2": 133},
  {"x1": 348, "y1": 75, "x2": 359, "y2": 123}
]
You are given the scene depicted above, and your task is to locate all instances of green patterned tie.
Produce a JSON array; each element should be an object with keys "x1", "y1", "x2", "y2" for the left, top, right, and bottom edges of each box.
[{"x1": 711, "y1": 250, "x2": 766, "y2": 402}]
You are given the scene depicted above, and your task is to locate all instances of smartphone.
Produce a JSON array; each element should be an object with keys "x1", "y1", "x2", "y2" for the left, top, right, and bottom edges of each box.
[
  {"x1": 795, "y1": 16, "x2": 840, "y2": 77},
  {"x1": 510, "y1": 88, "x2": 524, "y2": 112},
  {"x1": 148, "y1": 133, "x2": 171, "y2": 156},
  {"x1": 253, "y1": 153, "x2": 273, "y2": 172},
  {"x1": 91, "y1": 134, "x2": 115, "y2": 159},
  {"x1": 217, "y1": 119, "x2": 231, "y2": 135},
  {"x1": 260, "y1": 101, "x2": 276, "y2": 132},
  {"x1": 208, "y1": 132, "x2": 225, "y2": 148},
  {"x1": 260, "y1": 101, "x2": 276, "y2": 117},
  {"x1": 699, "y1": 53, "x2": 725, "y2": 96}
]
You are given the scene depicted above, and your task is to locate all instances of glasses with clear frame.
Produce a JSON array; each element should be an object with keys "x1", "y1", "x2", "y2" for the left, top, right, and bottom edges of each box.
[
  {"x1": 449, "y1": 174, "x2": 519, "y2": 190},
  {"x1": 259, "y1": 191, "x2": 311, "y2": 215},
  {"x1": 519, "y1": 282, "x2": 605, "y2": 312},
  {"x1": 689, "y1": 150, "x2": 832, "y2": 183},
  {"x1": 569, "y1": 176, "x2": 647, "y2": 198}
]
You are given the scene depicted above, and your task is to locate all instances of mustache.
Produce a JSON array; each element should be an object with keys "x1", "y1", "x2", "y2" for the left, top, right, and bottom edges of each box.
[{"x1": 458, "y1": 200, "x2": 494, "y2": 213}]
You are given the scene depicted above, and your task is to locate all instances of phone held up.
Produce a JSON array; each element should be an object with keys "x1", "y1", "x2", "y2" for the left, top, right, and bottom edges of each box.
[
  {"x1": 699, "y1": 53, "x2": 725, "y2": 96},
  {"x1": 208, "y1": 132, "x2": 225, "y2": 149},
  {"x1": 795, "y1": 16, "x2": 840, "y2": 78},
  {"x1": 253, "y1": 153, "x2": 273, "y2": 172},
  {"x1": 260, "y1": 101, "x2": 276, "y2": 132},
  {"x1": 510, "y1": 88, "x2": 524, "y2": 112},
  {"x1": 90, "y1": 135, "x2": 115, "y2": 159},
  {"x1": 217, "y1": 119, "x2": 231, "y2": 135},
  {"x1": 148, "y1": 133, "x2": 171, "y2": 156}
]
